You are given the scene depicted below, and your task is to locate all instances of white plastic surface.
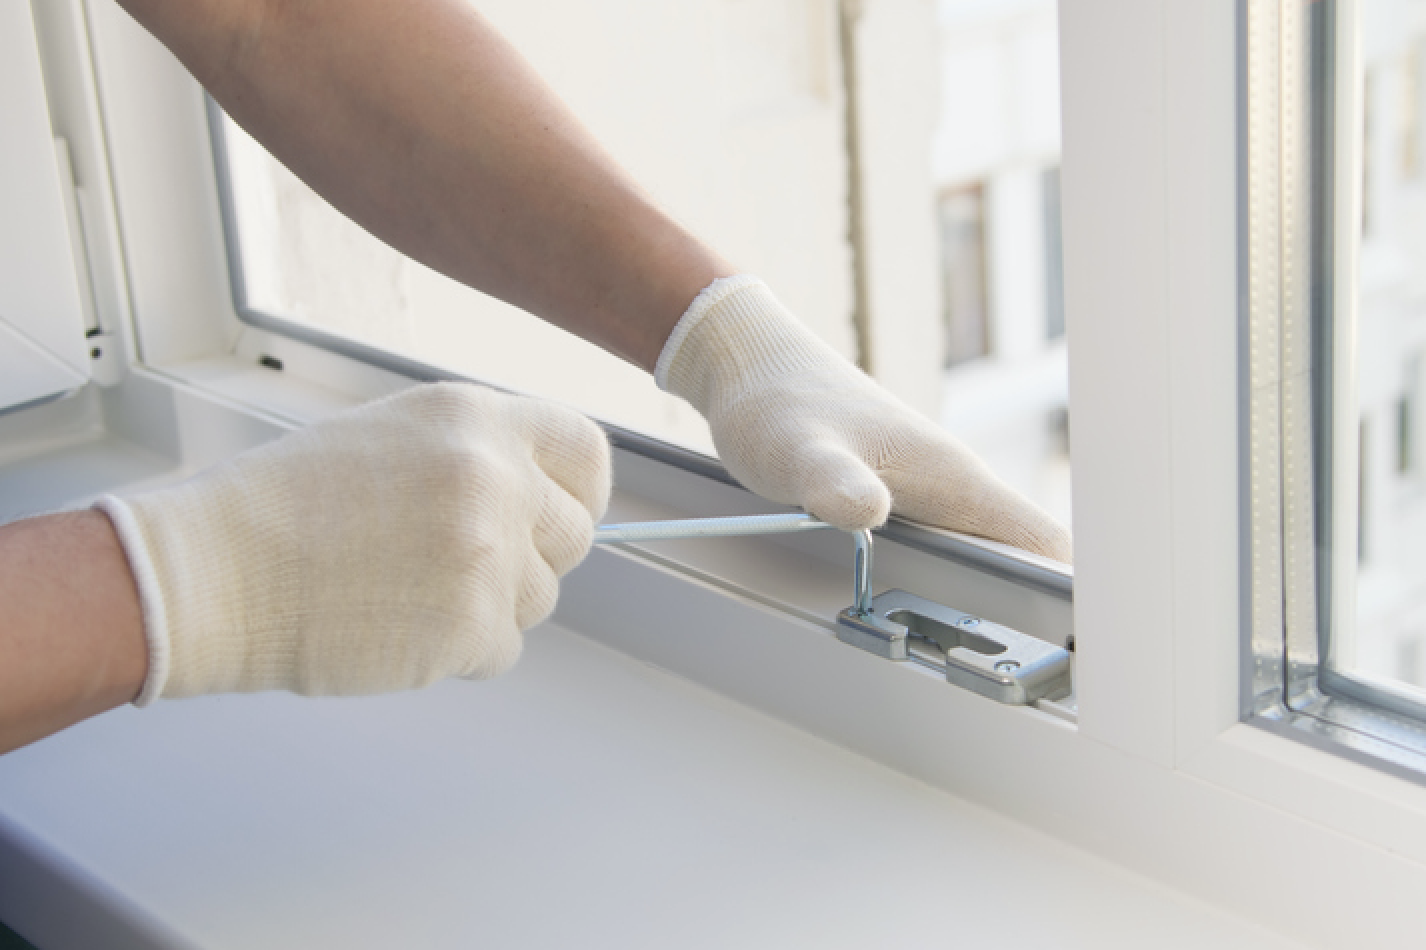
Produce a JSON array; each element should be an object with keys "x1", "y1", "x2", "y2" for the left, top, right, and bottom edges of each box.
[
  {"x1": 0, "y1": 623, "x2": 1299, "y2": 949},
  {"x1": 0, "y1": 0, "x2": 90, "y2": 408},
  {"x1": 0, "y1": 322, "x2": 83, "y2": 414}
]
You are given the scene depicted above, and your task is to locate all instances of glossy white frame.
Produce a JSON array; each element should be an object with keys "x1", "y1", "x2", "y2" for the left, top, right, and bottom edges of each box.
[
  {"x1": 22, "y1": 1, "x2": 1426, "y2": 945},
  {"x1": 0, "y1": 0, "x2": 91, "y2": 410}
]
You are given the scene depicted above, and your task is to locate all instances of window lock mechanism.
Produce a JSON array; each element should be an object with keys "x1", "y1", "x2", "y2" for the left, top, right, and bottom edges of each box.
[{"x1": 593, "y1": 513, "x2": 1071, "y2": 706}]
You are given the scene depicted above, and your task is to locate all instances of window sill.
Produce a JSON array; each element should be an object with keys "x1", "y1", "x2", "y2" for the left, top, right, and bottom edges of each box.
[{"x1": 0, "y1": 622, "x2": 1293, "y2": 950}]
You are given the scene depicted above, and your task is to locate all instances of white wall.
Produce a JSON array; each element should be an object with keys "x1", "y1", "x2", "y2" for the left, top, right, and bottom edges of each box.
[{"x1": 856, "y1": 0, "x2": 946, "y2": 414}]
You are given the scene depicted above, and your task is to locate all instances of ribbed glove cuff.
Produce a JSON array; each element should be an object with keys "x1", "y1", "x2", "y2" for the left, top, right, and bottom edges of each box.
[
  {"x1": 655, "y1": 275, "x2": 842, "y2": 413},
  {"x1": 95, "y1": 455, "x2": 307, "y2": 702},
  {"x1": 654, "y1": 274, "x2": 762, "y2": 391},
  {"x1": 94, "y1": 495, "x2": 170, "y2": 707}
]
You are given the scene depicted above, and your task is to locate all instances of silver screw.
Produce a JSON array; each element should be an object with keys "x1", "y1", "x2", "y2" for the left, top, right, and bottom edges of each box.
[
  {"x1": 958, "y1": 617, "x2": 981, "y2": 627},
  {"x1": 994, "y1": 660, "x2": 1020, "y2": 673}
]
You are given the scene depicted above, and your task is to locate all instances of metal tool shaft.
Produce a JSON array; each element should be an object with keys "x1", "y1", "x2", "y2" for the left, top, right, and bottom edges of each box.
[
  {"x1": 593, "y1": 513, "x2": 874, "y2": 614},
  {"x1": 594, "y1": 512, "x2": 829, "y2": 543}
]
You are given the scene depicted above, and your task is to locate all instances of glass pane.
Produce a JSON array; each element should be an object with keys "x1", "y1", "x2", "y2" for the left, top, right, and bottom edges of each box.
[
  {"x1": 938, "y1": 185, "x2": 990, "y2": 367},
  {"x1": 214, "y1": 0, "x2": 1070, "y2": 526},
  {"x1": 1318, "y1": 0, "x2": 1426, "y2": 704},
  {"x1": 1343, "y1": 1, "x2": 1426, "y2": 694}
]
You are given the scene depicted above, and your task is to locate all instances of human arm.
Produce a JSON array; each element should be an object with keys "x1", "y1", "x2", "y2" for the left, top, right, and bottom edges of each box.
[
  {"x1": 116, "y1": 0, "x2": 729, "y2": 372},
  {"x1": 0, "y1": 511, "x2": 147, "y2": 753}
]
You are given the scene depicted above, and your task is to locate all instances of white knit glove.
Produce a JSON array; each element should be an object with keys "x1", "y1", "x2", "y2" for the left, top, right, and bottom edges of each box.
[
  {"x1": 657, "y1": 276, "x2": 1072, "y2": 562},
  {"x1": 96, "y1": 383, "x2": 611, "y2": 705}
]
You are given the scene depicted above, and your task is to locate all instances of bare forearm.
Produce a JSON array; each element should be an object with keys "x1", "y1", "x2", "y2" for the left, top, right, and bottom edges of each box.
[
  {"x1": 0, "y1": 511, "x2": 147, "y2": 754},
  {"x1": 118, "y1": 0, "x2": 732, "y2": 371}
]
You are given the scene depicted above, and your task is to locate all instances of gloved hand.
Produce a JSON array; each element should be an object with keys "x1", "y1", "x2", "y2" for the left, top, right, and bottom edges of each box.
[
  {"x1": 657, "y1": 276, "x2": 1071, "y2": 562},
  {"x1": 96, "y1": 383, "x2": 611, "y2": 705}
]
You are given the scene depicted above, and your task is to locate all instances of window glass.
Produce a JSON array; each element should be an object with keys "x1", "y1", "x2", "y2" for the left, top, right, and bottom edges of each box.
[
  {"x1": 937, "y1": 184, "x2": 990, "y2": 367},
  {"x1": 1341, "y1": 0, "x2": 1426, "y2": 695},
  {"x1": 213, "y1": 0, "x2": 1070, "y2": 526},
  {"x1": 934, "y1": 0, "x2": 1069, "y2": 523},
  {"x1": 1042, "y1": 166, "x2": 1066, "y2": 342},
  {"x1": 1260, "y1": 0, "x2": 1426, "y2": 729}
]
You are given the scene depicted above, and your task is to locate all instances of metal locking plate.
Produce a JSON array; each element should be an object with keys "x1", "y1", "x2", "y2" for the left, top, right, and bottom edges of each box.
[
  {"x1": 595, "y1": 514, "x2": 1071, "y2": 706},
  {"x1": 838, "y1": 590, "x2": 1071, "y2": 705}
]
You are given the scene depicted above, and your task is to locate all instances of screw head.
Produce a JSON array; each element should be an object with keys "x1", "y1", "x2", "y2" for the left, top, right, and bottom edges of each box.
[
  {"x1": 994, "y1": 660, "x2": 1020, "y2": 673},
  {"x1": 957, "y1": 617, "x2": 981, "y2": 627}
]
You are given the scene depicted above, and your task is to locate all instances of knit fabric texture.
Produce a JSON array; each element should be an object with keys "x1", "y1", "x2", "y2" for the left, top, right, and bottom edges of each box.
[
  {"x1": 657, "y1": 276, "x2": 1072, "y2": 561},
  {"x1": 97, "y1": 383, "x2": 611, "y2": 703}
]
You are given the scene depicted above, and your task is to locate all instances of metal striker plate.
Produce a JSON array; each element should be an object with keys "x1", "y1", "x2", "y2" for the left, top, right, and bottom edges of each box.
[{"x1": 838, "y1": 589, "x2": 1071, "y2": 705}]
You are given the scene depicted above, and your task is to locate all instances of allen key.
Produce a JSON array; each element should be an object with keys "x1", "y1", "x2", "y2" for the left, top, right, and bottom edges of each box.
[{"x1": 594, "y1": 513, "x2": 873, "y2": 614}]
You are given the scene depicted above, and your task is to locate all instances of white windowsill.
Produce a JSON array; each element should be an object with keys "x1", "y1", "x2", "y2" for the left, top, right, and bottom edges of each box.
[
  {"x1": 0, "y1": 619, "x2": 1297, "y2": 949},
  {"x1": 0, "y1": 369, "x2": 1281, "y2": 947}
]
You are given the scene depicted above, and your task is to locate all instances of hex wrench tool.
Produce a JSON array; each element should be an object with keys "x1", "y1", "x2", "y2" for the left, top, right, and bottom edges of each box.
[{"x1": 593, "y1": 513, "x2": 874, "y2": 614}]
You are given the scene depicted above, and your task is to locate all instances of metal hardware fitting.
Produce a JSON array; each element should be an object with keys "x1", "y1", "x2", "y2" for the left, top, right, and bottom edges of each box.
[
  {"x1": 839, "y1": 590, "x2": 1071, "y2": 704},
  {"x1": 594, "y1": 514, "x2": 1068, "y2": 704}
]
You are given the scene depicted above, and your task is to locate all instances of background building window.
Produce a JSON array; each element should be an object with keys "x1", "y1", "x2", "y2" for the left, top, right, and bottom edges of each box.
[
  {"x1": 1042, "y1": 166, "x2": 1065, "y2": 341},
  {"x1": 937, "y1": 185, "x2": 990, "y2": 367}
]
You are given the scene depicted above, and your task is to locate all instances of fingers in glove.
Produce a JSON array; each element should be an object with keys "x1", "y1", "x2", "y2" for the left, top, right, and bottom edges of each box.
[
  {"x1": 516, "y1": 398, "x2": 613, "y2": 522},
  {"x1": 790, "y1": 440, "x2": 892, "y2": 532},
  {"x1": 404, "y1": 380, "x2": 503, "y2": 429},
  {"x1": 457, "y1": 608, "x2": 524, "y2": 681},
  {"x1": 514, "y1": 549, "x2": 561, "y2": 631},
  {"x1": 531, "y1": 474, "x2": 597, "y2": 576},
  {"x1": 459, "y1": 542, "x2": 560, "y2": 683},
  {"x1": 882, "y1": 436, "x2": 1073, "y2": 563}
]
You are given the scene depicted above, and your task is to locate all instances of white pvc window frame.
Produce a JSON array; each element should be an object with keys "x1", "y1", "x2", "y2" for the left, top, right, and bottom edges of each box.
[{"x1": 22, "y1": 0, "x2": 1426, "y2": 944}]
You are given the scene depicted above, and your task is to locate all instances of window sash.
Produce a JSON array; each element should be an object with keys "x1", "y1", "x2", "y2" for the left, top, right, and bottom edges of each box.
[{"x1": 1245, "y1": 0, "x2": 1426, "y2": 778}]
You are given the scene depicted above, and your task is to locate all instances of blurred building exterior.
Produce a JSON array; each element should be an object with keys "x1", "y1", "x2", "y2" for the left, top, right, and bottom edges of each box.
[
  {"x1": 931, "y1": 0, "x2": 1069, "y2": 526},
  {"x1": 1353, "y1": 0, "x2": 1426, "y2": 688}
]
